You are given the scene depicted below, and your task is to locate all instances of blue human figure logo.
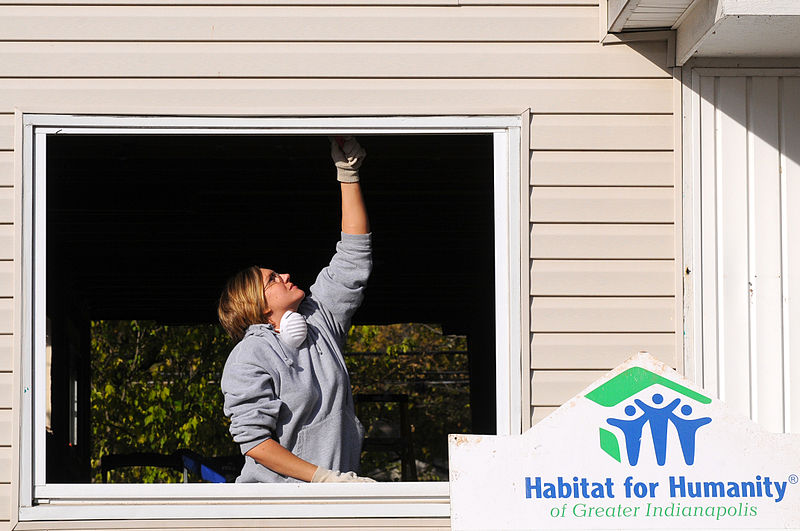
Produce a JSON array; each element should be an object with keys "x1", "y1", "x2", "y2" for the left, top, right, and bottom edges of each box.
[
  {"x1": 606, "y1": 405, "x2": 649, "y2": 465},
  {"x1": 606, "y1": 392, "x2": 711, "y2": 466},
  {"x1": 634, "y1": 393, "x2": 680, "y2": 465},
  {"x1": 668, "y1": 404, "x2": 711, "y2": 465}
]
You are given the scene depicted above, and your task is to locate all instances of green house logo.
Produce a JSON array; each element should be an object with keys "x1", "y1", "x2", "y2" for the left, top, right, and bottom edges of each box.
[{"x1": 586, "y1": 367, "x2": 712, "y2": 467}]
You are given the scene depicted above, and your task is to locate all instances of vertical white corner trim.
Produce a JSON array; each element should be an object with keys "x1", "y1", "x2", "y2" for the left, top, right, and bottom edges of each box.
[
  {"x1": 683, "y1": 66, "x2": 704, "y2": 386},
  {"x1": 493, "y1": 130, "x2": 522, "y2": 437},
  {"x1": 19, "y1": 118, "x2": 35, "y2": 509},
  {"x1": 683, "y1": 68, "x2": 800, "y2": 433}
]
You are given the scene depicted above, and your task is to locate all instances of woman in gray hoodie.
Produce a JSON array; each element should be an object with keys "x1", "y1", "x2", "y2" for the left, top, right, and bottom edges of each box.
[{"x1": 218, "y1": 137, "x2": 375, "y2": 483}]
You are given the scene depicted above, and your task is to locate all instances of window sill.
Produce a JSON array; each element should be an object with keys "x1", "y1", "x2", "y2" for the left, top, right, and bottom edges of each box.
[{"x1": 21, "y1": 482, "x2": 450, "y2": 521}]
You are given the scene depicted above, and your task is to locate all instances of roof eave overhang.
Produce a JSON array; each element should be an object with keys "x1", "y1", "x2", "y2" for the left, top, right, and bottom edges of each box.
[{"x1": 607, "y1": 0, "x2": 800, "y2": 66}]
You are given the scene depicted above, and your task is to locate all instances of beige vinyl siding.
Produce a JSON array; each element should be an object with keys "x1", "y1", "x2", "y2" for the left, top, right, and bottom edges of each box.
[
  {"x1": 532, "y1": 151, "x2": 673, "y2": 186},
  {"x1": 0, "y1": 44, "x2": 670, "y2": 79},
  {"x1": 0, "y1": 2, "x2": 679, "y2": 527},
  {"x1": 531, "y1": 261, "x2": 674, "y2": 296},
  {"x1": 0, "y1": 79, "x2": 671, "y2": 115},
  {"x1": 0, "y1": 300, "x2": 10, "y2": 335},
  {"x1": 0, "y1": 337, "x2": 10, "y2": 372},
  {"x1": 531, "y1": 224, "x2": 674, "y2": 259},
  {"x1": 0, "y1": 411, "x2": 10, "y2": 446},
  {"x1": 0, "y1": 153, "x2": 11, "y2": 187},
  {"x1": 531, "y1": 370, "x2": 607, "y2": 405},
  {"x1": 0, "y1": 191, "x2": 11, "y2": 225},
  {"x1": 0, "y1": 226, "x2": 11, "y2": 260},
  {"x1": 530, "y1": 187, "x2": 673, "y2": 223},
  {"x1": 0, "y1": 6, "x2": 599, "y2": 42},
  {"x1": 531, "y1": 333, "x2": 675, "y2": 368},
  {"x1": 529, "y1": 87, "x2": 677, "y2": 427},
  {"x1": 0, "y1": 116, "x2": 12, "y2": 152}
]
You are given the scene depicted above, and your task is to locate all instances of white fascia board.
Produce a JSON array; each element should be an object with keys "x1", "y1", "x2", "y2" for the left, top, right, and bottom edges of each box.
[
  {"x1": 676, "y1": 0, "x2": 724, "y2": 65},
  {"x1": 676, "y1": 0, "x2": 800, "y2": 65}
]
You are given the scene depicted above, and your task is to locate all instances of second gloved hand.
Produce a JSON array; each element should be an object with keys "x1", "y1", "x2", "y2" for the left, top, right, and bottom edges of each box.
[
  {"x1": 312, "y1": 466, "x2": 376, "y2": 483},
  {"x1": 330, "y1": 136, "x2": 366, "y2": 183}
]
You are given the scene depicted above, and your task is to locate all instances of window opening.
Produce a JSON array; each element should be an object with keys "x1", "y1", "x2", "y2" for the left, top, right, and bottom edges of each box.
[{"x1": 44, "y1": 134, "x2": 495, "y2": 484}]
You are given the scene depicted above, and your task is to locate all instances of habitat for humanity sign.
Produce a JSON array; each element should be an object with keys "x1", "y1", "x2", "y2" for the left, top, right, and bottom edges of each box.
[{"x1": 448, "y1": 353, "x2": 800, "y2": 529}]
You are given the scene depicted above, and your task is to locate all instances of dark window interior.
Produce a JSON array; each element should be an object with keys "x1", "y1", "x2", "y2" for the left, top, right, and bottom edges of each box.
[{"x1": 45, "y1": 134, "x2": 496, "y2": 482}]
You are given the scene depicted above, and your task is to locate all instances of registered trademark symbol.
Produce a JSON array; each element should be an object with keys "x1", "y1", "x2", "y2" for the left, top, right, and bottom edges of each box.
[{"x1": 789, "y1": 474, "x2": 799, "y2": 484}]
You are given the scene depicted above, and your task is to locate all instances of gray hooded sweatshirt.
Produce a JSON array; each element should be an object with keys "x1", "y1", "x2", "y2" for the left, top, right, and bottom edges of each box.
[{"x1": 221, "y1": 232, "x2": 372, "y2": 483}]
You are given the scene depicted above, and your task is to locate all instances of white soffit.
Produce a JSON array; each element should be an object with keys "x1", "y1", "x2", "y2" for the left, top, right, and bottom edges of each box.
[
  {"x1": 676, "y1": 0, "x2": 800, "y2": 64},
  {"x1": 608, "y1": 0, "x2": 694, "y2": 33},
  {"x1": 610, "y1": 0, "x2": 800, "y2": 64}
]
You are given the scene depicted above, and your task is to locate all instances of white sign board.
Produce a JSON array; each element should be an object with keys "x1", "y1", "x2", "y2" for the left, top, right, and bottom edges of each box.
[{"x1": 449, "y1": 353, "x2": 800, "y2": 529}]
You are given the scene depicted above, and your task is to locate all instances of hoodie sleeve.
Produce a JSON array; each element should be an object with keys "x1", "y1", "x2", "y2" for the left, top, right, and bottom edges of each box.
[
  {"x1": 221, "y1": 361, "x2": 282, "y2": 455},
  {"x1": 309, "y1": 232, "x2": 372, "y2": 337}
]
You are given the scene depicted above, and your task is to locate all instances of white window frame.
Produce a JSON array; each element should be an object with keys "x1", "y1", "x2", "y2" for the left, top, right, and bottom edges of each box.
[{"x1": 19, "y1": 114, "x2": 524, "y2": 522}]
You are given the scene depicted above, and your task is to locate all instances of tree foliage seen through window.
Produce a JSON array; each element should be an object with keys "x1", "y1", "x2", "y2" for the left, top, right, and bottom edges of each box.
[{"x1": 90, "y1": 320, "x2": 470, "y2": 482}]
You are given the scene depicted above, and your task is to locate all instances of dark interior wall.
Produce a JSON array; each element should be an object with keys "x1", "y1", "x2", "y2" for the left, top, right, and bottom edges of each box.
[
  {"x1": 45, "y1": 134, "x2": 497, "y2": 480},
  {"x1": 46, "y1": 134, "x2": 495, "y2": 331}
]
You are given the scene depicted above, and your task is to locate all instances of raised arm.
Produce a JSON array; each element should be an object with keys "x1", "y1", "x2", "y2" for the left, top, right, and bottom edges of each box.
[
  {"x1": 331, "y1": 136, "x2": 370, "y2": 235},
  {"x1": 341, "y1": 182, "x2": 369, "y2": 235}
]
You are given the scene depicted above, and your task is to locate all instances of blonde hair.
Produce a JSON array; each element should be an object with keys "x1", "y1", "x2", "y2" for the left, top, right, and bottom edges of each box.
[{"x1": 218, "y1": 266, "x2": 268, "y2": 341}]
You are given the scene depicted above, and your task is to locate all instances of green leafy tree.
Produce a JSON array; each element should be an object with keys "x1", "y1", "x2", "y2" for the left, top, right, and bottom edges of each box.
[
  {"x1": 91, "y1": 321, "x2": 470, "y2": 482},
  {"x1": 346, "y1": 323, "x2": 471, "y2": 481},
  {"x1": 90, "y1": 320, "x2": 238, "y2": 483}
]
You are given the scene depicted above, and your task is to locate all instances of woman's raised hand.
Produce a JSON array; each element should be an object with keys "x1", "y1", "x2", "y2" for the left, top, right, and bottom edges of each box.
[{"x1": 330, "y1": 136, "x2": 367, "y2": 183}]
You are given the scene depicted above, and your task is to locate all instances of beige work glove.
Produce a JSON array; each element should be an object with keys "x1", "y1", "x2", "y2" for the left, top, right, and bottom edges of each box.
[
  {"x1": 311, "y1": 466, "x2": 376, "y2": 483},
  {"x1": 329, "y1": 136, "x2": 366, "y2": 183}
]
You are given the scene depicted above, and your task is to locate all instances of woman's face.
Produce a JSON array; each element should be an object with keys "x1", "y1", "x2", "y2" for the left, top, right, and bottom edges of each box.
[{"x1": 260, "y1": 268, "x2": 306, "y2": 320}]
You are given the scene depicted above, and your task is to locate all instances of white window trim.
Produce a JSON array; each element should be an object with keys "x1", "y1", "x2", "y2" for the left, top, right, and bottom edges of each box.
[{"x1": 19, "y1": 114, "x2": 524, "y2": 521}]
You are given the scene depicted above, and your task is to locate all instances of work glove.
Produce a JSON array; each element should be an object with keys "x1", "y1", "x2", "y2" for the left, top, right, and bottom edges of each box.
[
  {"x1": 329, "y1": 136, "x2": 366, "y2": 183},
  {"x1": 311, "y1": 466, "x2": 376, "y2": 483}
]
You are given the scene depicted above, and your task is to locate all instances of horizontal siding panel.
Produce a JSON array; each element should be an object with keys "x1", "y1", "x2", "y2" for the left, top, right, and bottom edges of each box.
[
  {"x1": 531, "y1": 332, "x2": 675, "y2": 368},
  {"x1": 0, "y1": 373, "x2": 9, "y2": 408},
  {"x1": 0, "y1": 226, "x2": 10, "y2": 260},
  {"x1": 0, "y1": 410, "x2": 9, "y2": 446},
  {"x1": 0, "y1": 336, "x2": 10, "y2": 372},
  {"x1": 0, "y1": 0, "x2": 600, "y2": 5},
  {"x1": 0, "y1": 190, "x2": 11, "y2": 224},
  {"x1": 0, "y1": 152, "x2": 11, "y2": 187},
  {"x1": 0, "y1": 42, "x2": 670, "y2": 78},
  {"x1": 531, "y1": 369, "x2": 606, "y2": 404},
  {"x1": 0, "y1": 300, "x2": 10, "y2": 334},
  {"x1": 531, "y1": 260, "x2": 674, "y2": 296},
  {"x1": 530, "y1": 187, "x2": 674, "y2": 223},
  {"x1": 0, "y1": 446, "x2": 9, "y2": 484},
  {"x1": 0, "y1": 262, "x2": 10, "y2": 297},
  {"x1": 531, "y1": 114, "x2": 673, "y2": 150},
  {"x1": 461, "y1": 0, "x2": 597, "y2": 4},
  {"x1": 0, "y1": 483, "x2": 8, "y2": 521},
  {"x1": 531, "y1": 150, "x2": 673, "y2": 186},
  {"x1": 531, "y1": 297, "x2": 674, "y2": 332},
  {"x1": 0, "y1": 0, "x2": 463, "y2": 4},
  {"x1": 0, "y1": 116, "x2": 12, "y2": 151},
  {"x1": 531, "y1": 406, "x2": 558, "y2": 425},
  {"x1": 0, "y1": 6, "x2": 598, "y2": 42},
  {"x1": 0, "y1": 78, "x2": 672, "y2": 115},
  {"x1": 531, "y1": 224, "x2": 674, "y2": 259}
]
